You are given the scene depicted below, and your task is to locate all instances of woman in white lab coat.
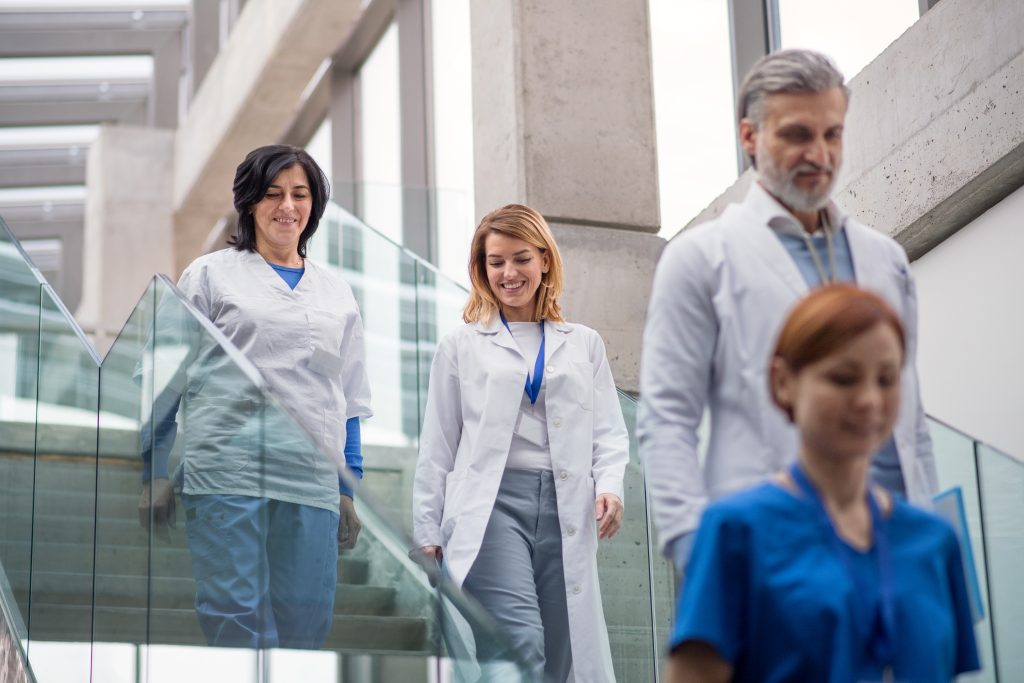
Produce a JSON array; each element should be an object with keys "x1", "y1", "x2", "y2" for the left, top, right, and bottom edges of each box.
[
  {"x1": 138, "y1": 145, "x2": 372, "y2": 649},
  {"x1": 412, "y1": 204, "x2": 628, "y2": 682}
]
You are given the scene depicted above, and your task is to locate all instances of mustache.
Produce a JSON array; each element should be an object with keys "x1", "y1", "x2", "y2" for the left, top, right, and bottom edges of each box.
[{"x1": 792, "y1": 161, "x2": 834, "y2": 175}]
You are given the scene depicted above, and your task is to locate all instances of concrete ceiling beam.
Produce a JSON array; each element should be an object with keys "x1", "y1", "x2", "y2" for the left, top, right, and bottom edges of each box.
[{"x1": 172, "y1": 0, "x2": 365, "y2": 273}]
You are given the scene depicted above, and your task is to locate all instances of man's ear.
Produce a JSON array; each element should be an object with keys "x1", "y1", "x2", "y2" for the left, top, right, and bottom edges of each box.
[{"x1": 739, "y1": 118, "x2": 758, "y2": 161}]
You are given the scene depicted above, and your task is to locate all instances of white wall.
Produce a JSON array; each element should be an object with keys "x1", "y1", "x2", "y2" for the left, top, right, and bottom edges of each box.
[{"x1": 913, "y1": 184, "x2": 1024, "y2": 459}]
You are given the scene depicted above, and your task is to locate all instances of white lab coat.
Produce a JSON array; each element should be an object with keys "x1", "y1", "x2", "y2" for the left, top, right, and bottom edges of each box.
[
  {"x1": 174, "y1": 248, "x2": 372, "y2": 512},
  {"x1": 413, "y1": 317, "x2": 628, "y2": 683},
  {"x1": 638, "y1": 184, "x2": 938, "y2": 556}
]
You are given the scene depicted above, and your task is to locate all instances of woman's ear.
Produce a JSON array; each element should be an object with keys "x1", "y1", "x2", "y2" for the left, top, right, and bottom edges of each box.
[
  {"x1": 541, "y1": 251, "x2": 550, "y2": 274},
  {"x1": 769, "y1": 357, "x2": 796, "y2": 422}
]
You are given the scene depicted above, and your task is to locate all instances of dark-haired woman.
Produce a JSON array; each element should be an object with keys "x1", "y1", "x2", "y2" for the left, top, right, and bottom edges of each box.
[
  {"x1": 667, "y1": 284, "x2": 979, "y2": 683},
  {"x1": 143, "y1": 144, "x2": 372, "y2": 649}
]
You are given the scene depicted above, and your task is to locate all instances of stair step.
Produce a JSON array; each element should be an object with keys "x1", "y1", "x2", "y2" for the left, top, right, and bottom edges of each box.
[
  {"x1": 11, "y1": 571, "x2": 396, "y2": 615},
  {"x1": 28, "y1": 604, "x2": 431, "y2": 653},
  {"x1": 0, "y1": 541, "x2": 370, "y2": 587}
]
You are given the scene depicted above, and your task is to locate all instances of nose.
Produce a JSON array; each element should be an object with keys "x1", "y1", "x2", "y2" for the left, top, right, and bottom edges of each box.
[
  {"x1": 280, "y1": 193, "x2": 295, "y2": 211},
  {"x1": 805, "y1": 137, "x2": 829, "y2": 167},
  {"x1": 854, "y1": 382, "x2": 884, "y2": 412}
]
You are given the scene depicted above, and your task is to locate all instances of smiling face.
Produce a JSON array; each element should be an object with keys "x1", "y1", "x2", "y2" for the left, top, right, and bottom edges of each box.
[
  {"x1": 483, "y1": 231, "x2": 549, "y2": 322},
  {"x1": 740, "y1": 87, "x2": 847, "y2": 214},
  {"x1": 773, "y1": 322, "x2": 903, "y2": 463},
  {"x1": 251, "y1": 164, "x2": 312, "y2": 259}
]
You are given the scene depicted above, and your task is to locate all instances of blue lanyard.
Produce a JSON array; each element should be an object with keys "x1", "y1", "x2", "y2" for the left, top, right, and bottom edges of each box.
[
  {"x1": 499, "y1": 313, "x2": 545, "y2": 405},
  {"x1": 789, "y1": 462, "x2": 896, "y2": 667}
]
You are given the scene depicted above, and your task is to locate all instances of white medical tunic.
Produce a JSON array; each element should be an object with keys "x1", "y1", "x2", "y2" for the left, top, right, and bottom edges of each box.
[{"x1": 174, "y1": 248, "x2": 372, "y2": 512}]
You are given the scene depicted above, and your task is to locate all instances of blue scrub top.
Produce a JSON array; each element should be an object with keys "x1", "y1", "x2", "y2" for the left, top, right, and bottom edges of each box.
[{"x1": 670, "y1": 483, "x2": 980, "y2": 683}]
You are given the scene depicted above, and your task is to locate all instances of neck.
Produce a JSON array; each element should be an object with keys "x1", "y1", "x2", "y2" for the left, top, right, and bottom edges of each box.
[
  {"x1": 793, "y1": 207, "x2": 823, "y2": 234},
  {"x1": 500, "y1": 306, "x2": 538, "y2": 323},
  {"x1": 256, "y1": 241, "x2": 302, "y2": 268},
  {"x1": 798, "y1": 448, "x2": 871, "y2": 511}
]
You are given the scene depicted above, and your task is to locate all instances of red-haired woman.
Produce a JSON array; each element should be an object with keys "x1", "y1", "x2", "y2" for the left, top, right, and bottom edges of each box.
[{"x1": 667, "y1": 284, "x2": 979, "y2": 683}]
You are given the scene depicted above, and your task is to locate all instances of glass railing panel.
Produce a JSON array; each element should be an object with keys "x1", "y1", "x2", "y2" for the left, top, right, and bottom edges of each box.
[
  {"x1": 977, "y1": 443, "x2": 1024, "y2": 681},
  {"x1": 0, "y1": 218, "x2": 43, "y2": 641},
  {"x1": 26, "y1": 284, "x2": 101, "y2": 680},
  {"x1": 93, "y1": 280, "x2": 157, "y2": 677},
  {"x1": 929, "y1": 418, "x2": 995, "y2": 682},
  {"x1": 0, "y1": 562, "x2": 34, "y2": 683}
]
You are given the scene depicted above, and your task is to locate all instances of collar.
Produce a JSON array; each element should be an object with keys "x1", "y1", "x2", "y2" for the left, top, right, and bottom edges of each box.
[
  {"x1": 473, "y1": 316, "x2": 572, "y2": 335},
  {"x1": 746, "y1": 181, "x2": 848, "y2": 238}
]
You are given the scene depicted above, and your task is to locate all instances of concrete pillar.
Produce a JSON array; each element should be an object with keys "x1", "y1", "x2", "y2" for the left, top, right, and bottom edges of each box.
[
  {"x1": 470, "y1": 0, "x2": 664, "y2": 391},
  {"x1": 77, "y1": 126, "x2": 176, "y2": 355}
]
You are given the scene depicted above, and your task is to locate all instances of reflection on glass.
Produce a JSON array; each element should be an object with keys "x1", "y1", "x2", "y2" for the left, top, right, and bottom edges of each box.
[
  {"x1": 649, "y1": 0, "x2": 738, "y2": 237},
  {"x1": 930, "y1": 419, "x2": 995, "y2": 683},
  {"x1": 0, "y1": 219, "x2": 41, "y2": 640},
  {"x1": 777, "y1": 0, "x2": 919, "y2": 79},
  {"x1": 977, "y1": 444, "x2": 1024, "y2": 681},
  {"x1": 26, "y1": 285, "x2": 100, "y2": 679}
]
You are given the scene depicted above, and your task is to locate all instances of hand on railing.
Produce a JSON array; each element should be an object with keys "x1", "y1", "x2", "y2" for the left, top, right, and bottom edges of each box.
[
  {"x1": 138, "y1": 477, "x2": 176, "y2": 542},
  {"x1": 338, "y1": 495, "x2": 362, "y2": 551},
  {"x1": 413, "y1": 545, "x2": 443, "y2": 586}
]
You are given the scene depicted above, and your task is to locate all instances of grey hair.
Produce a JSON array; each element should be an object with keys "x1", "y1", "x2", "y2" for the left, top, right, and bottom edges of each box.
[{"x1": 737, "y1": 49, "x2": 850, "y2": 127}]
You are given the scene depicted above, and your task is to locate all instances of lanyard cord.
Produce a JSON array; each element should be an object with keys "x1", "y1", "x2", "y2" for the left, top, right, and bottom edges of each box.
[
  {"x1": 788, "y1": 462, "x2": 896, "y2": 667},
  {"x1": 499, "y1": 313, "x2": 545, "y2": 405},
  {"x1": 801, "y1": 210, "x2": 837, "y2": 285}
]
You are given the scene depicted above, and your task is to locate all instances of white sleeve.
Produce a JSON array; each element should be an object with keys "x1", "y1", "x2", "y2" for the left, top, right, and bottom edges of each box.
[
  {"x1": 340, "y1": 298, "x2": 373, "y2": 419},
  {"x1": 588, "y1": 329, "x2": 629, "y2": 502},
  {"x1": 637, "y1": 235, "x2": 717, "y2": 556},
  {"x1": 411, "y1": 336, "x2": 462, "y2": 548}
]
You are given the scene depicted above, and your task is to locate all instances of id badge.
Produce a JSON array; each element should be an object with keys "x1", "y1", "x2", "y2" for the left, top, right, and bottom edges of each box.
[
  {"x1": 307, "y1": 347, "x2": 344, "y2": 377},
  {"x1": 514, "y1": 410, "x2": 548, "y2": 447}
]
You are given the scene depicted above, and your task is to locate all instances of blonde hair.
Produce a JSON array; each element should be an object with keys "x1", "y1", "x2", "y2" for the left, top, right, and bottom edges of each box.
[{"x1": 463, "y1": 204, "x2": 565, "y2": 324}]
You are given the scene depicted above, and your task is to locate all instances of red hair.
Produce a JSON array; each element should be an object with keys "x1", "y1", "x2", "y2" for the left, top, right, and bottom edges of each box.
[{"x1": 770, "y1": 284, "x2": 906, "y2": 418}]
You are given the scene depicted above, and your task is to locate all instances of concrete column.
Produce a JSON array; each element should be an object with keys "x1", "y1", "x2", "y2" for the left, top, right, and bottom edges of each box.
[
  {"x1": 397, "y1": 0, "x2": 436, "y2": 264},
  {"x1": 331, "y1": 63, "x2": 361, "y2": 213},
  {"x1": 189, "y1": 0, "x2": 221, "y2": 98},
  {"x1": 77, "y1": 126, "x2": 176, "y2": 355},
  {"x1": 470, "y1": 0, "x2": 664, "y2": 391}
]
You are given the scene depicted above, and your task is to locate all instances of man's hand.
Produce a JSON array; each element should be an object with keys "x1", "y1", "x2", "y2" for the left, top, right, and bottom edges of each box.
[
  {"x1": 595, "y1": 493, "x2": 624, "y2": 540},
  {"x1": 412, "y1": 545, "x2": 443, "y2": 586},
  {"x1": 138, "y1": 478, "x2": 176, "y2": 541},
  {"x1": 338, "y1": 495, "x2": 362, "y2": 550}
]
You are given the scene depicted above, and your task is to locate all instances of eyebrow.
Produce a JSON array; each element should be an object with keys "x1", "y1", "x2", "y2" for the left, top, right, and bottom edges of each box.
[
  {"x1": 488, "y1": 249, "x2": 531, "y2": 258},
  {"x1": 266, "y1": 183, "x2": 310, "y2": 190}
]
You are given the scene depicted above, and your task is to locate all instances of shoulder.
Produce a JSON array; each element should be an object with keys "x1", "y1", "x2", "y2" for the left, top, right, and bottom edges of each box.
[
  {"x1": 845, "y1": 218, "x2": 909, "y2": 262},
  {"x1": 700, "y1": 484, "x2": 794, "y2": 535},
  {"x1": 890, "y1": 500, "x2": 958, "y2": 547},
  {"x1": 305, "y1": 259, "x2": 357, "y2": 297}
]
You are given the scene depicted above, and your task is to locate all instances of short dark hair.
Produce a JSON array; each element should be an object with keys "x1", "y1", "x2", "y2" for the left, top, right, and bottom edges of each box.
[{"x1": 229, "y1": 144, "x2": 331, "y2": 258}]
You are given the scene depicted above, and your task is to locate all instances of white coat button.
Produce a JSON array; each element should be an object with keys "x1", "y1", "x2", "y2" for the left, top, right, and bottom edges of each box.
[
  {"x1": 559, "y1": 471, "x2": 568, "y2": 481},
  {"x1": 567, "y1": 526, "x2": 576, "y2": 536},
  {"x1": 546, "y1": 364, "x2": 554, "y2": 373},
  {"x1": 572, "y1": 585, "x2": 581, "y2": 595},
  {"x1": 553, "y1": 417, "x2": 562, "y2": 428}
]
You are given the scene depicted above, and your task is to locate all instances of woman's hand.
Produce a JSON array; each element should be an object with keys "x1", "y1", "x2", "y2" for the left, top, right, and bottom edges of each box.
[
  {"x1": 138, "y1": 478, "x2": 176, "y2": 541},
  {"x1": 338, "y1": 495, "x2": 362, "y2": 550},
  {"x1": 595, "y1": 493, "x2": 624, "y2": 540}
]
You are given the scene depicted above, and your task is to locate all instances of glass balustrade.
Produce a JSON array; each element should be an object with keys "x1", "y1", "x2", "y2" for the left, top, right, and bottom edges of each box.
[{"x1": 3, "y1": 200, "x2": 1023, "y2": 682}]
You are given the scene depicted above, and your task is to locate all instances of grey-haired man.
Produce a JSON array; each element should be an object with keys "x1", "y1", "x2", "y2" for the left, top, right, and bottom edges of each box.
[{"x1": 638, "y1": 49, "x2": 937, "y2": 572}]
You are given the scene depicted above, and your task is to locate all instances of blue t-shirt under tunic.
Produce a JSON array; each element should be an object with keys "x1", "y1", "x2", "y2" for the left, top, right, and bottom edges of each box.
[
  {"x1": 270, "y1": 262, "x2": 363, "y2": 498},
  {"x1": 671, "y1": 484, "x2": 980, "y2": 683}
]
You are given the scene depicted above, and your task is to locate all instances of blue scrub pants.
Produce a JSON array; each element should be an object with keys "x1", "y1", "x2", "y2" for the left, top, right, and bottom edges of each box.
[
  {"x1": 182, "y1": 494, "x2": 340, "y2": 649},
  {"x1": 461, "y1": 469, "x2": 572, "y2": 683}
]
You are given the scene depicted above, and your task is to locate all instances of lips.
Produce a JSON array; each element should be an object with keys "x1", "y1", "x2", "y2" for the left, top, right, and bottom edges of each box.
[{"x1": 501, "y1": 281, "x2": 525, "y2": 292}]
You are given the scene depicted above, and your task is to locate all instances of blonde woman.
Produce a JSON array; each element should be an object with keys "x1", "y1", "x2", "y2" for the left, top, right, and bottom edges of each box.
[{"x1": 412, "y1": 204, "x2": 628, "y2": 682}]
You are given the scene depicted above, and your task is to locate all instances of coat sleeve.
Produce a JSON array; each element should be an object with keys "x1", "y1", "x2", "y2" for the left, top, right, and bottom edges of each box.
[
  {"x1": 899, "y1": 248, "x2": 938, "y2": 499},
  {"x1": 638, "y1": 234, "x2": 718, "y2": 557},
  {"x1": 340, "y1": 291, "x2": 373, "y2": 419},
  {"x1": 411, "y1": 335, "x2": 463, "y2": 549},
  {"x1": 588, "y1": 329, "x2": 629, "y2": 502}
]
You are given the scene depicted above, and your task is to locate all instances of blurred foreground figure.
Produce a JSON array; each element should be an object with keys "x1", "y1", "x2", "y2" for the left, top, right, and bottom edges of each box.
[
  {"x1": 639, "y1": 49, "x2": 937, "y2": 572},
  {"x1": 667, "y1": 285, "x2": 979, "y2": 683}
]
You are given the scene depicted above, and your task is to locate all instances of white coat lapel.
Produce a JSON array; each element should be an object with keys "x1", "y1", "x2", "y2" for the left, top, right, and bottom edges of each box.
[
  {"x1": 844, "y1": 220, "x2": 879, "y2": 289},
  {"x1": 542, "y1": 320, "x2": 571, "y2": 364},
  {"x1": 737, "y1": 212, "x2": 808, "y2": 298},
  {"x1": 475, "y1": 316, "x2": 523, "y2": 359}
]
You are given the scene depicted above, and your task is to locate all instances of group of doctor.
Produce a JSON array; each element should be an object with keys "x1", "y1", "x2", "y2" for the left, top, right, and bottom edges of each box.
[{"x1": 154, "y1": 45, "x2": 981, "y2": 683}]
